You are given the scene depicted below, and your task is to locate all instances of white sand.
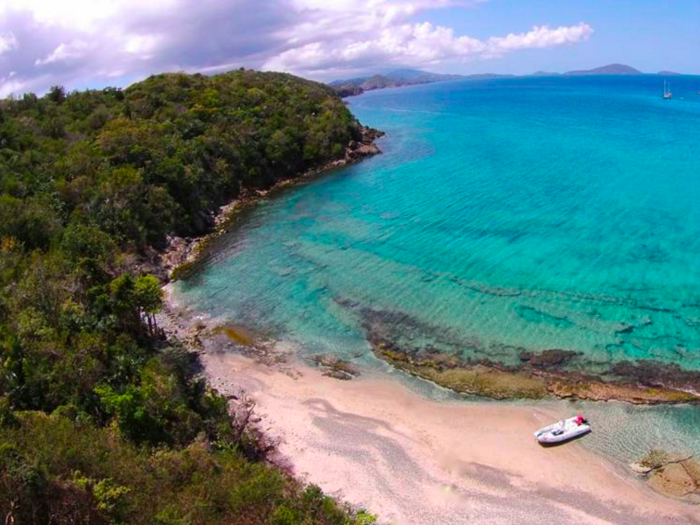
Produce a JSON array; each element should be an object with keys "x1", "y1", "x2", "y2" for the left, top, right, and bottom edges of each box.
[{"x1": 203, "y1": 352, "x2": 699, "y2": 525}]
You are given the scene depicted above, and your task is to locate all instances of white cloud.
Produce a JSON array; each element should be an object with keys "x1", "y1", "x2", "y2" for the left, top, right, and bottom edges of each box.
[
  {"x1": 487, "y1": 23, "x2": 593, "y2": 55},
  {"x1": 124, "y1": 35, "x2": 159, "y2": 58},
  {"x1": 0, "y1": 32, "x2": 18, "y2": 55},
  {"x1": 0, "y1": 77, "x2": 26, "y2": 98},
  {"x1": 35, "y1": 40, "x2": 89, "y2": 65},
  {"x1": 264, "y1": 20, "x2": 592, "y2": 75},
  {"x1": 0, "y1": 0, "x2": 176, "y2": 32},
  {"x1": 0, "y1": 0, "x2": 594, "y2": 96}
]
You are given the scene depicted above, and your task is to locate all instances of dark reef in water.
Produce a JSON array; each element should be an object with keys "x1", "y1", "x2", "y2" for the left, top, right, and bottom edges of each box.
[
  {"x1": 515, "y1": 305, "x2": 574, "y2": 328},
  {"x1": 610, "y1": 361, "x2": 700, "y2": 394},
  {"x1": 335, "y1": 298, "x2": 700, "y2": 404},
  {"x1": 519, "y1": 349, "x2": 581, "y2": 368}
]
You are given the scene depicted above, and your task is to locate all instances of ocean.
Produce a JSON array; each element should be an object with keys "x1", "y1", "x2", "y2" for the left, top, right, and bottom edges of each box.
[{"x1": 173, "y1": 75, "x2": 700, "y2": 462}]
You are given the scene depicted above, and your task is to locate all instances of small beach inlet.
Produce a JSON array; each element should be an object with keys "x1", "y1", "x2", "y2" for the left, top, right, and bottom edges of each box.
[{"x1": 171, "y1": 75, "x2": 700, "y2": 518}]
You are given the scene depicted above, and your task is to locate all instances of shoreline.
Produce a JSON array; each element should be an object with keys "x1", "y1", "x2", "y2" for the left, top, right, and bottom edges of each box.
[
  {"x1": 152, "y1": 118, "x2": 700, "y2": 408},
  {"x1": 155, "y1": 295, "x2": 700, "y2": 518},
  {"x1": 195, "y1": 349, "x2": 699, "y2": 525},
  {"x1": 151, "y1": 125, "x2": 384, "y2": 282},
  {"x1": 151, "y1": 106, "x2": 700, "y2": 521}
]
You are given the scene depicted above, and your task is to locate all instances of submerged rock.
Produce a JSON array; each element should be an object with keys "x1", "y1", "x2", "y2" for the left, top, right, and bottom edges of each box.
[
  {"x1": 631, "y1": 450, "x2": 700, "y2": 504},
  {"x1": 519, "y1": 349, "x2": 580, "y2": 369},
  {"x1": 515, "y1": 305, "x2": 574, "y2": 328},
  {"x1": 334, "y1": 298, "x2": 700, "y2": 404},
  {"x1": 313, "y1": 354, "x2": 360, "y2": 381},
  {"x1": 610, "y1": 360, "x2": 700, "y2": 394},
  {"x1": 615, "y1": 324, "x2": 636, "y2": 335}
]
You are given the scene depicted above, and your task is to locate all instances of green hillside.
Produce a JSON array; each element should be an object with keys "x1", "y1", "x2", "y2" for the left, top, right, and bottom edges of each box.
[{"x1": 0, "y1": 70, "x2": 372, "y2": 524}]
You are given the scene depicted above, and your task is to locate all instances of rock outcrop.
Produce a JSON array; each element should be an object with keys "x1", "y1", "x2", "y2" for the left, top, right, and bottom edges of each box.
[
  {"x1": 339, "y1": 301, "x2": 700, "y2": 404},
  {"x1": 345, "y1": 126, "x2": 385, "y2": 160},
  {"x1": 630, "y1": 450, "x2": 700, "y2": 504},
  {"x1": 313, "y1": 354, "x2": 360, "y2": 380}
]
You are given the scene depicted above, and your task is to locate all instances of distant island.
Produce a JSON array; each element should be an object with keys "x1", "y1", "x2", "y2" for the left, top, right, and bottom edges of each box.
[
  {"x1": 330, "y1": 68, "x2": 512, "y2": 97},
  {"x1": 563, "y1": 63, "x2": 643, "y2": 76},
  {"x1": 332, "y1": 64, "x2": 689, "y2": 97}
]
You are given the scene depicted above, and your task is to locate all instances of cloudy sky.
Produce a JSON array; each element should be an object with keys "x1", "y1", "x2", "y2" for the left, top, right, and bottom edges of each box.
[{"x1": 1, "y1": 0, "x2": 698, "y2": 97}]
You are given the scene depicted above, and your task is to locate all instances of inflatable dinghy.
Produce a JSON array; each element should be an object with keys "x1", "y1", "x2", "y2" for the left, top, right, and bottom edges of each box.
[{"x1": 534, "y1": 415, "x2": 591, "y2": 445}]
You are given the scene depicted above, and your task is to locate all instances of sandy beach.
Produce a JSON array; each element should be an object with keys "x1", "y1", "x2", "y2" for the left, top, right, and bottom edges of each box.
[{"x1": 201, "y1": 351, "x2": 699, "y2": 525}]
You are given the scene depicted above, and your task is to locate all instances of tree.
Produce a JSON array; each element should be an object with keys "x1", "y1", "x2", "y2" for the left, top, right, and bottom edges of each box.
[
  {"x1": 47, "y1": 85, "x2": 67, "y2": 105},
  {"x1": 134, "y1": 275, "x2": 163, "y2": 336}
]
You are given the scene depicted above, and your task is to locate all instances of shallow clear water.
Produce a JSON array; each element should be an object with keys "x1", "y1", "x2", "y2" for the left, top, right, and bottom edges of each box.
[
  {"x1": 174, "y1": 75, "x2": 700, "y2": 460},
  {"x1": 395, "y1": 369, "x2": 700, "y2": 465}
]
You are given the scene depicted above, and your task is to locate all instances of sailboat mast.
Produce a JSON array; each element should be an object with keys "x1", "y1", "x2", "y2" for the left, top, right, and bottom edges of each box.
[{"x1": 663, "y1": 80, "x2": 672, "y2": 99}]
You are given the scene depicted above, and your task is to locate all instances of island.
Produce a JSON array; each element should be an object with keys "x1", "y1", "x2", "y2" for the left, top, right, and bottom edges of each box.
[
  {"x1": 330, "y1": 68, "x2": 512, "y2": 96},
  {"x1": 332, "y1": 64, "x2": 689, "y2": 97},
  {"x1": 564, "y1": 63, "x2": 643, "y2": 75}
]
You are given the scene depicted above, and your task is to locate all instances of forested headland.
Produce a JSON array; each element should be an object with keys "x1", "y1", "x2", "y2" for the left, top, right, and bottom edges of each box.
[{"x1": 0, "y1": 69, "x2": 376, "y2": 524}]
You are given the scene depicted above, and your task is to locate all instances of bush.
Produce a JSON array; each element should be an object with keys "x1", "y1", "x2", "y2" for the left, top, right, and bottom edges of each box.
[{"x1": 0, "y1": 397, "x2": 18, "y2": 428}]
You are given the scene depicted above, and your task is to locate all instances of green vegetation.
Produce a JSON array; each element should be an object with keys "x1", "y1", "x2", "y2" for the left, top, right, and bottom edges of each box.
[{"x1": 0, "y1": 70, "x2": 371, "y2": 523}]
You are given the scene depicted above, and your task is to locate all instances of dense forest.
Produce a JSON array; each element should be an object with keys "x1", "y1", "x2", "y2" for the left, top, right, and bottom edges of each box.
[{"x1": 0, "y1": 70, "x2": 373, "y2": 524}]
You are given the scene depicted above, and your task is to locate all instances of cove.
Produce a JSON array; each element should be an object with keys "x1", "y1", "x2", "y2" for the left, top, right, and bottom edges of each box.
[{"x1": 173, "y1": 75, "x2": 700, "y2": 461}]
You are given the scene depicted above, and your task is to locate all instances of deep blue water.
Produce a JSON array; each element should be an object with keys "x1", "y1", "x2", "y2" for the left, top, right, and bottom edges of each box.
[{"x1": 174, "y1": 75, "x2": 700, "y2": 461}]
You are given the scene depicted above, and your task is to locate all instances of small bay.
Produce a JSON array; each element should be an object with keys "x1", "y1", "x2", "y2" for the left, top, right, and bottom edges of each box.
[{"x1": 174, "y1": 75, "x2": 700, "y2": 462}]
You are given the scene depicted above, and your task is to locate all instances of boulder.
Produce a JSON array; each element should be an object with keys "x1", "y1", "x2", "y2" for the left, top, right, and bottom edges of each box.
[
  {"x1": 313, "y1": 354, "x2": 360, "y2": 380},
  {"x1": 629, "y1": 462, "x2": 653, "y2": 475}
]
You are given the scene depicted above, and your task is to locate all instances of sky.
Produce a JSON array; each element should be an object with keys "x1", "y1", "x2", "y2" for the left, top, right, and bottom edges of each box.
[{"x1": 0, "y1": 0, "x2": 698, "y2": 97}]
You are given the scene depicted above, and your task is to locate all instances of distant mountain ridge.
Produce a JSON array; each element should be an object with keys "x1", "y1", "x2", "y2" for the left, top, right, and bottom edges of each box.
[
  {"x1": 330, "y1": 65, "x2": 690, "y2": 97},
  {"x1": 330, "y1": 69, "x2": 467, "y2": 95},
  {"x1": 330, "y1": 68, "x2": 512, "y2": 97},
  {"x1": 564, "y1": 63, "x2": 643, "y2": 76}
]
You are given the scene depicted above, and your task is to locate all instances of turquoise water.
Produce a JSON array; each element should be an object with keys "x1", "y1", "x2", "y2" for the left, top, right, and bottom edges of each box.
[{"x1": 174, "y1": 75, "x2": 700, "y2": 460}]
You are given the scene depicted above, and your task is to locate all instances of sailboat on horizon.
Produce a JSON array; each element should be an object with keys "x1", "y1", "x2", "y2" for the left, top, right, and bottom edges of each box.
[{"x1": 663, "y1": 80, "x2": 673, "y2": 100}]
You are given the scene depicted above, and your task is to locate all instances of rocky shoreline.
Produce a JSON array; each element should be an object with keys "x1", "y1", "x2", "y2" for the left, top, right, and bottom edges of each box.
[
  {"x1": 630, "y1": 451, "x2": 700, "y2": 504},
  {"x1": 149, "y1": 121, "x2": 700, "y2": 409},
  {"x1": 333, "y1": 300, "x2": 700, "y2": 405},
  {"x1": 373, "y1": 343, "x2": 700, "y2": 404},
  {"x1": 145, "y1": 125, "x2": 384, "y2": 281},
  {"x1": 152, "y1": 126, "x2": 386, "y2": 379}
]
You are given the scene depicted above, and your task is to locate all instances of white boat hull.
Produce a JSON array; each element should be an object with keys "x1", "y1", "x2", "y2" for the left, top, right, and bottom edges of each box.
[{"x1": 534, "y1": 416, "x2": 591, "y2": 445}]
